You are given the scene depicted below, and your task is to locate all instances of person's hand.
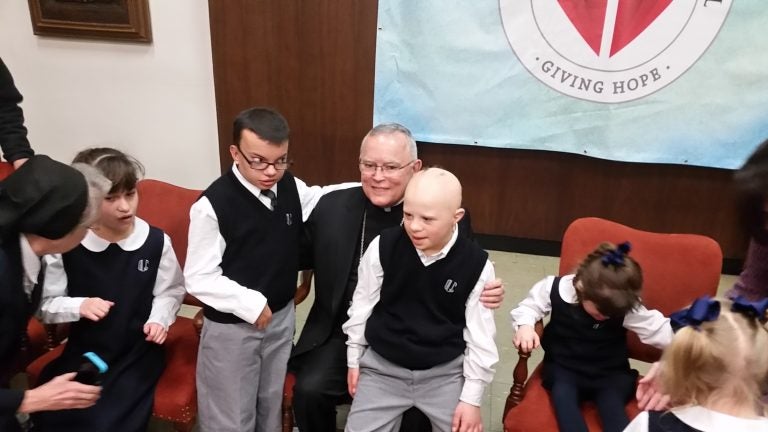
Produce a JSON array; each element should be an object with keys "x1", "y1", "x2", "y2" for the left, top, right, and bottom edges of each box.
[
  {"x1": 17, "y1": 372, "x2": 100, "y2": 413},
  {"x1": 12, "y1": 158, "x2": 28, "y2": 169},
  {"x1": 143, "y1": 322, "x2": 168, "y2": 344},
  {"x1": 295, "y1": 270, "x2": 313, "y2": 305},
  {"x1": 513, "y1": 325, "x2": 539, "y2": 353},
  {"x1": 479, "y1": 278, "x2": 504, "y2": 309},
  {"x1": 451, "y1": 401, "x2": 483, "y2": 432},
  {"x1": 79, "y1": 297, "x2": 114, "y2": 321},
  {"x1": 347, "y1": 368, "x2": 360, "y2": 397},
  {"x1": 636, "y1": 361, "x2": 670, "y2": 411},
  {"x1": 254, "y1": 304, "x2": 272, "y2": 330}
]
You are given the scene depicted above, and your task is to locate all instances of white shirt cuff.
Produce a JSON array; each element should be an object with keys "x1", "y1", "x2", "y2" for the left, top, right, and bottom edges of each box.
[
  {"x1": 459, "y1": 379, "x2": 486, "y2": 407},
  {"x1": 234, "y1": 290, "x2": 268, "y2": 325},
  {"x1": 347, "y1": 345, "x2": 365, "y2": 369},
  {"x1": 43, "y1": 297, "x2": 87, "y2": 323}
]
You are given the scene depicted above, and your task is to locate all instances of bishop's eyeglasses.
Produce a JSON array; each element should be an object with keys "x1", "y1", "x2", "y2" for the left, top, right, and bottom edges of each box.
[{"x1": 358, "y1": 160, "x2": 416, "y2": 176}]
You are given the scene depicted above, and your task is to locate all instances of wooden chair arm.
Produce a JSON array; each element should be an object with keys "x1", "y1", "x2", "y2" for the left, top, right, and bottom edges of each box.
[
  {"x1": 503, "y1": 320, "x2": 544, "y2": 416},
  {"x1": 43, "y1": 323, "x2": 68, "y2": 350}
]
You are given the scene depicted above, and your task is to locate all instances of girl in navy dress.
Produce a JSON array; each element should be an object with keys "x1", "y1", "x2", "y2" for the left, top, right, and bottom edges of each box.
[
  {"x1": 511, "y1": 242, "x2": 673, "y2": 432},
  {"x1": 32, "y1": 148, "x2": 185, "y2": 432},
  {"x1": 625, "y1": 296, "x2": 768, "y2": 432}
]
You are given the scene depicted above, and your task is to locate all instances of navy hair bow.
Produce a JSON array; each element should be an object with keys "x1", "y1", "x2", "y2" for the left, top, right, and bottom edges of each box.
[
  {"x1": 670, "y1": 296, "x2": 720, "y2": 332},
  {"x1": 601, "y1": 241, "x2": 631, "y2": 267},
  {"x1": 670, "y1": 295, "x2": 768, "y2": 332},
  {"x1": 731, "y1": 296, "x2": 768, "y2": 322}
]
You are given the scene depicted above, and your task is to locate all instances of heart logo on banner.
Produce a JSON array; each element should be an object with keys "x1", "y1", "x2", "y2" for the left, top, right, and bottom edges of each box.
[{"x1": 557, "y1": 0, "x2": 673, "y2": 57}]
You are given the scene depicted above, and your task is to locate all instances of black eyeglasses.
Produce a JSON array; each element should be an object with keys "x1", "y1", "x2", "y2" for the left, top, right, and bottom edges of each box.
[
  {"x1": 236, "y1": 146, "x2": 292, "y2": 171},
  {"x1": 358, "y1": 160, "x2": 416, "y2": 177}
]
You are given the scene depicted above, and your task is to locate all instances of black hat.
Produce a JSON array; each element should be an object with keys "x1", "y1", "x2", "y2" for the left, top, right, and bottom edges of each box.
[{"x1": 0, "y1": 155, "x2": 88, "y2": 239}]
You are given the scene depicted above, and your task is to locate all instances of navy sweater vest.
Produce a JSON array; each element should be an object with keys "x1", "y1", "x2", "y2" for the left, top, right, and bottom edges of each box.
[
  {"x1": 366, "y1": 226, "x2": 488, "y2": 370},
  {"x1": 62, "y1": 227, "x2": 163, "y2": 364},
  {"x1": 542, "y1": 277, "x2": 630, "y2": 377},
  {"x1": 202, "y1": 170, "x2": 301, "y2": 323}
]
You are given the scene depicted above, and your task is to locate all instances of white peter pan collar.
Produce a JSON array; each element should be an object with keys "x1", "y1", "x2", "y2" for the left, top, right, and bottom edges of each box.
[{"x1": 82, "y1": 217, "x2": 150, "y2": 252}]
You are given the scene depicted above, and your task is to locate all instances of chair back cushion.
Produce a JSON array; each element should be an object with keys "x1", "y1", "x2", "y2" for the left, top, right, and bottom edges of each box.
[
  {"x1": 136, "y1": 179, "x2": 202, "y2": 307},
  {"x1": 558, "y1": 217, "x2": 722, "y2": 362},
  {"x1": 136, "y1": 179, "x2": 201, "y2": 268}
]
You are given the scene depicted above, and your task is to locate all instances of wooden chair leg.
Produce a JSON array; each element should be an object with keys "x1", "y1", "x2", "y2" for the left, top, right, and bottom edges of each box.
[
  {"x1": 504, "y1": 320, "x2": 544, "y2": 419},
  {"x1": 504, "y1": 348, "x2": 531, "y2": 414}
]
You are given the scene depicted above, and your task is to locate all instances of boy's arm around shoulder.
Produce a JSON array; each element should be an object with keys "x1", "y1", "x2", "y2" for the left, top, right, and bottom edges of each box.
[
  {"x1": 461, "y1": 260, "x2": 499, "y2": 407},
  {"x1": 293, "y1": 176, "x2": 360, "y2": 222},
  {"x1": 342, "y1": 235, "x2": 384, "y2": 369},
  {"x1": 623, "y1": 303, "x2": 673, "y2": 349},
  {"x1": 145, "y1": 233, "x2": 186, "y2": 329}
]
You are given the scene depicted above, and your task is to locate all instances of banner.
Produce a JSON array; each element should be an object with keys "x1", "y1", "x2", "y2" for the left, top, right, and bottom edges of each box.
[{"x1": 373, "y1": 0, "x2": 768, "y2": 169}]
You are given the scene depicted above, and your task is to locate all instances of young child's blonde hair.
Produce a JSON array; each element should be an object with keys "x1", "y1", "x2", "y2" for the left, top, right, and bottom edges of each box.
[
  {"x1": 573, "y1": 242, "x2": 643, "y2": 318},
  {"x1": 662, "y1": 298, "x2": 768, "y2": 410}
]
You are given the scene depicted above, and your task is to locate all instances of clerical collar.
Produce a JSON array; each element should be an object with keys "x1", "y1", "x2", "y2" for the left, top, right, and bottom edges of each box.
[
  {"x1": 387, "y1": 198, "x2": 405, "y2": 212},
  {"x1": 368, "y1": 200, "x2": 403, "y2": 213}
]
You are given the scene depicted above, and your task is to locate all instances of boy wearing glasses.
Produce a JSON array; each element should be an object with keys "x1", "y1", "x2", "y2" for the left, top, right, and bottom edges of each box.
[{"x1": 185, "y1": 107, "x2": 353, "y2": 432}]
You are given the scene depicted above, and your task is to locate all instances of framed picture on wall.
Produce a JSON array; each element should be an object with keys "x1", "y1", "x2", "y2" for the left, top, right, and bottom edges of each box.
[{"x1": 28, "y1": 0, "x2": 152, "y2": 42}]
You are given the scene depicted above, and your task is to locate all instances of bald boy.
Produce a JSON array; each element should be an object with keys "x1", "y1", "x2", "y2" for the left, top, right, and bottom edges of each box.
[{"x1": 342, "y1": 168, "x2": 498, "y2": 432}]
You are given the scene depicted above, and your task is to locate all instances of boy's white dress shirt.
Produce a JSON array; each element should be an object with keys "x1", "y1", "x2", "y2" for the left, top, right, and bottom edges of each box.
[{"x1": 343, "y1": 226, "x2": 498, "y2": 406}]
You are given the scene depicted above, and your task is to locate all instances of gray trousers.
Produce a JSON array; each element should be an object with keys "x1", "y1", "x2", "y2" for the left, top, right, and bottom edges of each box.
[
  {"x1": 345, "y1": 349, "x2": 464, "y2": 432},
  {"x1": 196, "y1": 303, "x2": 295, "y2": 432}
]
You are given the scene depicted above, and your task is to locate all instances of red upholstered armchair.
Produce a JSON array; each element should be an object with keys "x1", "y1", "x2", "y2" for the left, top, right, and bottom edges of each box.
[
  {"x1": 135, "y1": 179, "x2": 203, "y2": 431},
  {"x1": 502, "y1": 217, "x2": 723, "y2": 432},
  {"x1": 27, "y1": 179, "x2": 203, "y2": 432}
]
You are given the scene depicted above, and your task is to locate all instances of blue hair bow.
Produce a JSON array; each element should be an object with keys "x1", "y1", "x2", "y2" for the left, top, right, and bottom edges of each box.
[
  {"x1": 601, "y1": 241, "x2": 631, "y2": 267},
  {"x1": 670, "y1": 296, "x2": 720, "y2": 332},
  {"x1": 670, "y1": 295, "x2": 768, "y2": 332},
  {"x1": 731, "y1": 296, "x2": 768, "y2": 322}
]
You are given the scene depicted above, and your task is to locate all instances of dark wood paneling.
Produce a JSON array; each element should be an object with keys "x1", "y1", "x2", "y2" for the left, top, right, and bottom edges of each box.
[
  {"x1": 207, "y1": 0, "x2": 375, "y2": 182},
  {"x1": 208, "y1": 0, "x2": 747, "y2": 260},
  {"x1": 418, "y1": 143, "x2": 744, "y2": 258}
]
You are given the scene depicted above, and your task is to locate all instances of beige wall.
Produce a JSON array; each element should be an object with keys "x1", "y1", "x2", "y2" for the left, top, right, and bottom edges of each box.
[{"x1": 0, "y1": 0, "x2": 219, "y2": 189}]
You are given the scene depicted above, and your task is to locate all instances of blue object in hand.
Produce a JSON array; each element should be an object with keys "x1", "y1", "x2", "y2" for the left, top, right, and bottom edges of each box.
[{"x1": 74, "y1": 351, "x2": 108, "y2": 385}]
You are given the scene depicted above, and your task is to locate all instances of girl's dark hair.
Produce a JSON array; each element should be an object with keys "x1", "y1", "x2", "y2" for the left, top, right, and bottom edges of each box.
[
  {"x1": 735, "y1": 138, "x2": 768, "y2": 242},
  {"x1": 72, "y1": 148, "x2": 145, "y2": 194},
  {"x1": 573, "y1": 242, "x2": 643, "y2": 318}
]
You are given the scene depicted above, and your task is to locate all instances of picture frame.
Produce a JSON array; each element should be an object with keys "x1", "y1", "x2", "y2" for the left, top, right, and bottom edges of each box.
[{"x1": 28, "y1": 0, "x2": 152, "y2": 43}]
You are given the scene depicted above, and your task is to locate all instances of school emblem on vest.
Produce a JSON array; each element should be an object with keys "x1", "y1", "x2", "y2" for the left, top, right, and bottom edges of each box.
[
  {"x1": 444, "y1": 279, "x2": 457, "y2": 293},
  {"x1": 137, "y1": 259, "x2": 150, "y2": 272},
  {"x1": 286, "y1": 213, "x2": 293, "y2": 226}
]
